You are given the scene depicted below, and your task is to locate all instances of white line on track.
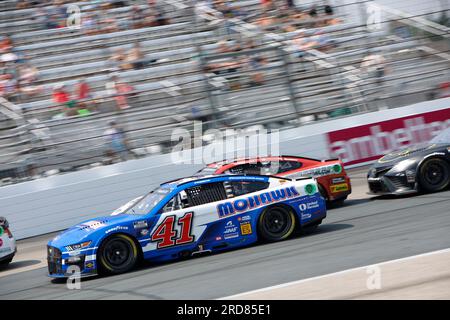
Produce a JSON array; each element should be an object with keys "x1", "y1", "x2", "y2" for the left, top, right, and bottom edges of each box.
[{"x1": 218, "y1": 247, "x2": 450, "y2": 300}]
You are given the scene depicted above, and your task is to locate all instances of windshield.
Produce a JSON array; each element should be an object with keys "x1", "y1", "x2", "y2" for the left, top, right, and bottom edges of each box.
[
  {"x1": 124, "y1": 187, "x2": 172, "y2": 215},
  {"x1": 430, "y1": 128, "x2": 450, "y2": 144},
  {"x1": 111, "y1": 196, "x2": 143, "y2": 216}
]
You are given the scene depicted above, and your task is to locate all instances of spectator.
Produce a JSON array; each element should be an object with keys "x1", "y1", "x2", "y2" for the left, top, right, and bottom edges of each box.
[
  {"x1": 105, "y1": 75, "x2": 134, "y2": 111},
  {"x1": 126, "y1": 42, "x2": 146, "y2": 70},
  {"x1": 131, "y1": 5, "x2": 145, "y2": 29},
  {"x1": 52, "y1": 83, "x2": 78, "y2": 116},
  {"x1": 109, "y1": 48, "x2": 131, "y2": 71},
  {"x1": 324, "y1": 4, "x2": 334, "y2": 15},
  {"x1": 0, "y1": 36, "x2": 13, "y2": 54},
  {"x1": 17, "y1": 64, "x2": 42, "y2": 98},
  {"x1": 260, "y1": 0, "x2": 274, "y2": 12},
  {"x1": 104, "y1": 121, "x2": 129, "y2": 161},
  {"x1": 309, "y1": 6, "x2": 318, "y2": 18},
  {"x1": 360, "y1": 52, "x2": 387, "y2": 84},
  {"x1": 246, "y1": 40, "x2": 266, "y2": 86},
  {"x1": 98, "y1": 8, "x2": 119, "y2": 34},
  {"x1": 82, "y1": 14, "x2": 100, "y2": 35},
  {"x1": 0, "y1": 74, "x2": 18, "y2": 100},
  {"x1": 148, "y1": 0, "x2": 168, "y2": 26},
  {"x1": 286, "y1": 0, "x2": 295, "y2": 9},
  {"x1": 17, "y1": 63, "x2": 39, "y2": 84},
  {"x1": 31, "y1": 7, "x2": 49, "y2": 30},
  {"x1": 291, "y1": 30, "x2": 318, "y2": 58},
  {"x1": 75, "y1": 78, "x2": 96, "y2": 113}
]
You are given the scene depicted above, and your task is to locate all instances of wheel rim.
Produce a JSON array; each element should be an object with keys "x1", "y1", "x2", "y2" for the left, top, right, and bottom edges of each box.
[
  {"x1": 424, "y1": 162, "x2": 446, "y2": 186},
  {"x1": 103, "y1": 239, "x2": 131, "y2": 267},
  {"x1": 263, "y1": 208, "x2": 291, "y2": 236}
]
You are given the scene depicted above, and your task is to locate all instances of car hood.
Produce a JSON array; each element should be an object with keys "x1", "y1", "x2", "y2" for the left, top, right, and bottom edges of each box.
[
  {"x1": 373, "y1": 143, "x2": 445, "y2": 167},
  {"x1": 48, "y1": 214, "x2": 141, "y2": 249}
]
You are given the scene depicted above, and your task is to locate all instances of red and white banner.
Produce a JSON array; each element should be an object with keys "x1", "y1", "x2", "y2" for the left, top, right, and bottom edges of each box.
[{"x1": 327, "y1": 108, "x2": 450, "y2": 166}]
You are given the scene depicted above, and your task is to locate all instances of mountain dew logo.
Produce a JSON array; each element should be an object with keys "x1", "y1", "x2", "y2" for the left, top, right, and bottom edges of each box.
[
  {"x1": 333, "y1": 164, "x2": 342, "y2": 174},
  {"x1": 0, "y1": 226, "x2": 3, "y2": 236},
  {"x1": 304, "y1": 184, "x2": 317, "y2": 195}
]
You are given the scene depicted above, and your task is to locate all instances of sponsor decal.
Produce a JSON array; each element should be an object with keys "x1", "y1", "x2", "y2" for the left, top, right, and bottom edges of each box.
[
  {"x1": 217, "y1": 186, "x2": 300, "y2": 218},
  {"x1": 237, "y1": 215, "x2": 251, "y2": 222},
  {"x1": 140, "y1": 229, "x2": 149, "y2": 236},
  {"x1": 327, "y1": 109, "x2": 450, "y2": 165},
  {"x1": 105, "y1": 226, "x2": 129, "y2": 234},
  {"x1": 224, "y1": 221, "x2": 238, "y2": 234},
  {"x1": 215, "y1": 236, "x2": 222, "y2": 241},
  {"x1": 133, "y1": 220, "x2": 148, "y2": 229},
  {"x1": 299, "y1": 200, "x2": 320, "y2": 211},
  {"x1": 304, "y1": 184, "x2": 317, "y2": 195},
  {"x1": 331, "y1": 177, "x2": 346, "y2": 184},
  {"x1": 330, "y1": 183, "x2": 349, "y2": 193},
  {"x1": 290, "y1": 164, "x2": 341, "y2": 178},
  {"x1": 85, "y1": 262, "x2": 94, "y2": 269},
  {"x1": 0, "y1": 226, "x2": 3, "y2": 236},
  {"x1": 224, "y1": 232, "x2": 239, "y2": 239},
  {"x1": 333, "y1": 164, "x2": 342, "y2": 174},
  {"x1": 240, "y1": 222, "x2": 253, "y2": 235},
  {"x1": 68, "y1": 250, "x2": 82, "y2": 256},
  {"x1": 80, "y1": 220, "x2": 106, "y2": 231}
]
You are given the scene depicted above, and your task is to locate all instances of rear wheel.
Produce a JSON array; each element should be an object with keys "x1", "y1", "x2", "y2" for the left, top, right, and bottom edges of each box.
[
  {"x1": 418, "y1": 158, "x2": 450, "y2": 193},
  {"x1": 318, "y1": 184, "x2": 328, "y2": 201},
  {"x1": 98, "y1": 234, "x2": 138, "y2": 275},
  {"x1": 258, "y1": 206, "x2": 296, "y2": 242}
]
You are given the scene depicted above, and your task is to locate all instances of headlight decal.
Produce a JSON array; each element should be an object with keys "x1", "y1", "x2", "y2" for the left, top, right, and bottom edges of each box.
[{"x1": 65, "y1": 241, "x2": 92, "y2": 252}]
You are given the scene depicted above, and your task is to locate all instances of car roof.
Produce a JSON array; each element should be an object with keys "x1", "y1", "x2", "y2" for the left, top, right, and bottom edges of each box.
[
  {"x1": 206, "y1": 155, "x2": 322, "y2": 168},
  {"x1": 160, "y1": 174, "x2": 291, "y2": 189}
]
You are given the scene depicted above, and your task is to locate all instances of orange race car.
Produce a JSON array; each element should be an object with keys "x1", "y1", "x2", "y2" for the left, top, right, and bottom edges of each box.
[{"x1": 195, "y1": 155, "x2": 351, "y2": 204}]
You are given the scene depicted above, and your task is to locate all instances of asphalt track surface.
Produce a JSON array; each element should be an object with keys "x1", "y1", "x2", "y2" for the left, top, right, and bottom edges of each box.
[{"x1": 0, "y1": 167, "x2": 449, "y2": 299}]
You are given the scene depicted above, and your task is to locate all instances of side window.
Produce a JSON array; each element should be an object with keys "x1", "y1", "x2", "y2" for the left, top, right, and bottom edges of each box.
[
  {"x1": 226, "y1": 163, "x2": 264, "y2": 175},
  {"x1": 276, "y1": 160, "x2": 302, "y2": 174},
  {"x1": 184, "y1": 182, "x2": 228, "y2": 206},
  {"x1": 161, "y1": 190, "x2": 192, "y2": 213},
  {"x1": 225, "y1": 181, "x2": 270, "y2": 197},
  {"x1": 162, "y1": 194, "x2": 180, "y2": 213}
]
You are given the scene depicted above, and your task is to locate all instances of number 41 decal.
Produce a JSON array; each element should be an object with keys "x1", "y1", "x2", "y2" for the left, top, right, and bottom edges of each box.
[{"x1": 151, "y1": 212, "x2": 195, "y2": 249}]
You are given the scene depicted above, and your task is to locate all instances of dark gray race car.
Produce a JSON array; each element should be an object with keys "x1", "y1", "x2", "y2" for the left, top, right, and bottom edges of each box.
[{"x1": 367, "y1": 127, "x2": 450, "y2": 195}]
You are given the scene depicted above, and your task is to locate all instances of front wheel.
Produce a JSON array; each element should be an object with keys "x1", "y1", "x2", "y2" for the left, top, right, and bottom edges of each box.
[
  {"x1": 418, "y1": 158, "x2": 450, "y2": 193},
  {"x1": 258, "y1": 206, "x2": 296, "y2": 242},
  {"x1": 98, "y1": 234, "x2": 138, "y2": 275}
]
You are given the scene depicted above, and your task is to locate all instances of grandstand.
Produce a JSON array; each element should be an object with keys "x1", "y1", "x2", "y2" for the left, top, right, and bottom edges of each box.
[{"x1": 0, "y1": 0, "x2": 449, "y2": 184}]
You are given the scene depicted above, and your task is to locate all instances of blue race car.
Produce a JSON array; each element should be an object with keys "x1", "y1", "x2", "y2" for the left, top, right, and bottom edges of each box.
[{"x1": 47, "y1": 174, "x2": 326, "y2": 278}]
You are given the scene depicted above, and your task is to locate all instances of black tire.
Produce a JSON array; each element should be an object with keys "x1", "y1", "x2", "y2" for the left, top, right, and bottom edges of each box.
[
  {"x1": 0, "y1": 258, "x2": 12, "y2": 267},
  {"x1": 258, "y1": 206, "x2": 296, "y2": 242},
  {"x1": 418, "y1": 158, "x2": 450, "y2": 193},
  {"x1": 317, "y1": 184, "x2": 328, "y2": 201},
  {"x1": 98, "y1": 234, "x2": 138, "y2": 275},
  {"x1": 330, "y1": 196, "x2": 347, "y2": 208}
]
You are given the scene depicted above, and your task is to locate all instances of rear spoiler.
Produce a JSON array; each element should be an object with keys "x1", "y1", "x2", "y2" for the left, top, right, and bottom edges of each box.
[
  {"x1": 322, "y1": 158, "x2": 340, "y2": 162},
  {"x1": 294, "y1": 176, "x2": 316, "y2": 181},
  {"x1": 280, "y1": 155, "x2": 341, "y2": 163}
]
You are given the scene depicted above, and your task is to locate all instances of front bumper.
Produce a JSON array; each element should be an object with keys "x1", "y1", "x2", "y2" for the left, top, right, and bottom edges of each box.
[
  {"x1": 47, "y1": 245, "x2": 98, "y2": 278},
  {"x1": 0, "y1": 249, "x2": 16, "y2": 263},
  {"x1": 367, "y1": 175, "x2": 417, "y2": 195}
]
